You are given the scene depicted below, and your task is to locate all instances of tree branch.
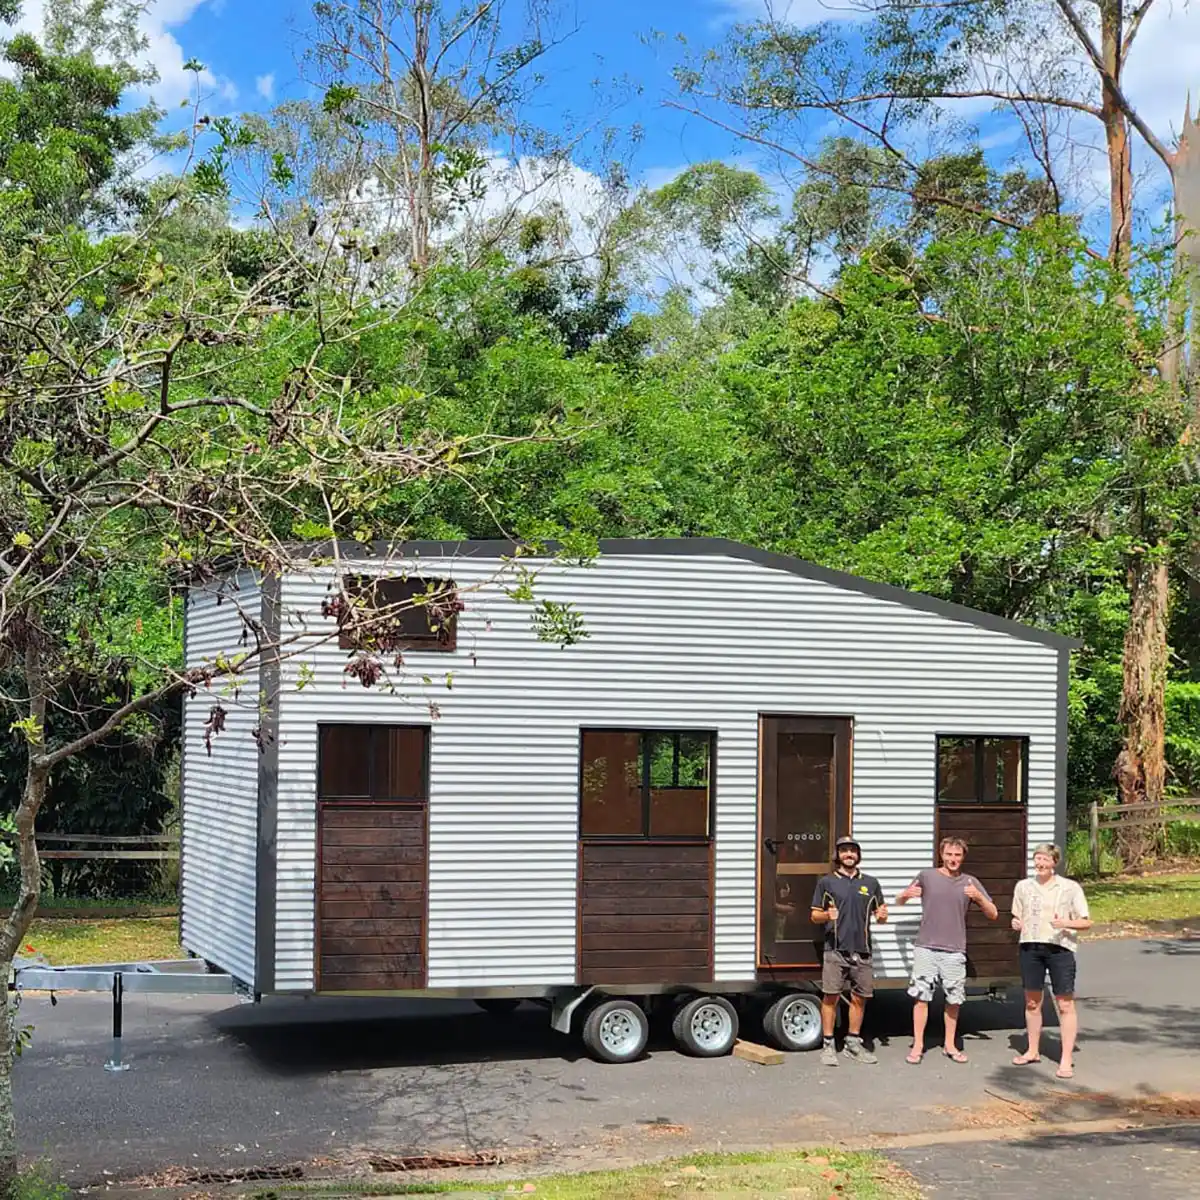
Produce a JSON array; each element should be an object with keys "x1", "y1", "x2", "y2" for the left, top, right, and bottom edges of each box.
[{"x1": 1052, "y1": 0, "x2": 1174, "y2": 169}]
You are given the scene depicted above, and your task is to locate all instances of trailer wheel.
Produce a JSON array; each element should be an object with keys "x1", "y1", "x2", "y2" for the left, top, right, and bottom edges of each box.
[
  {"x1": 671, "y1": 995, "x2": 738, "y2": 1057},
  {"x1": 581, "y1": 998, "x2": 649, "y2": 1064},
  {"x1": 474, "y1": 998, "x2": 521, "y2": 1017},
  {"x1": 762, "y1": 992, "x2": 823, "y2": 1052}
]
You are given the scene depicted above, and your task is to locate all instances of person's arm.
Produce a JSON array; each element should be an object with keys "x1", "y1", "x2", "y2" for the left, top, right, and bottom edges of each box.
[
  {"x1": 810, "y1": 880, "x2": 837, "y2": 925},
  {"x1": 1051, "y1": 884, "x2": 1092, "y2": 932},
  {"x1": 1011, "y1": 880, "x2": 1026, "y2": 932},
  {"x1": 872, "y1": 879, "x2": 889, "y2": 923},
  {"x1": 964, "y1": 877, "x2": 999, "y2": 920}
]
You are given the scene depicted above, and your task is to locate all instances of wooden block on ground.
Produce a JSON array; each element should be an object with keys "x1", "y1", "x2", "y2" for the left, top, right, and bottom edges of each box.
[{"x1": 733, "y1": 1039, "x2": 784, "y2": 1066}]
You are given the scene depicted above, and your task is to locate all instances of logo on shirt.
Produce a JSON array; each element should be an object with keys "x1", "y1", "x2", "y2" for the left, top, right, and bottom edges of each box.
[{"x1": 858, "y1": 886, "x2": 869, "y2": 895}]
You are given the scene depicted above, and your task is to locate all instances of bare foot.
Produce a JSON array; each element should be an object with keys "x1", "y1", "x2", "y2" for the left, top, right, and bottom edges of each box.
[
  {"x1": 1012, "y1": 1051, "x2": 1041, "y2": 1065},
  {"x1": 905, "y1": 1049, "x2": 923, "y2": 1064},
  {"x1": 1056, "y1": 1063, "x2": 1075, "y2": 1079}
]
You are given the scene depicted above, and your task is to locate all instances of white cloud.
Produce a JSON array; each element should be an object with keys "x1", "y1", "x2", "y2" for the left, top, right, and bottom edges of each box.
[{"x1": 256, "y1": 72, "x2": 275, "y2": 102}]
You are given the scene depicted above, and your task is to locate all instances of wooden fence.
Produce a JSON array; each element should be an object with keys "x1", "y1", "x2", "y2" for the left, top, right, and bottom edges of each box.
[
  {"x1": 35, "y1": 833, "x2": 179, "y2": 862},
  {"x1": 1087, "y1": 799, "x2": 1200, "y2": 876}
]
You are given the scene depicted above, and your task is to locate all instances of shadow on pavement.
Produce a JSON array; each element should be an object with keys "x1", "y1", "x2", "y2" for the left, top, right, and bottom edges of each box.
[{"x1": 210, "y1": 998, "x2": 583, "y2": 1074}]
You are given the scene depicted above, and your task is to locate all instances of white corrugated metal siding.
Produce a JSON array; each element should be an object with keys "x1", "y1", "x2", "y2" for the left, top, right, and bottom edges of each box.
[
  {"x1": 180, "y1": 575, "x2": 261, "y2": 987},
  {"x1": 268, "y1": 550, "x2": 1061, "y2": 991}
]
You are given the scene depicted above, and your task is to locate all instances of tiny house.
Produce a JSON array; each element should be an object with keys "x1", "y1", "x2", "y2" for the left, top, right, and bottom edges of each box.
[{"x1": 180, "y1": 539, "x2": 1073, "y2": 1062}]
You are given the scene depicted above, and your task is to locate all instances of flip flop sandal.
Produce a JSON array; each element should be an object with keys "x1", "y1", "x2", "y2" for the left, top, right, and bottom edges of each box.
[
  {"x1": 905, "y1": 1050, "x2": 924, "y2": 1065},
  {"x1": 1056, "y1": 1065, "x2": 1075, "y2": 1079},
  {"x1": 1012, "y1": 1053, "x2": 1041, "y2": 1065},
  {"x1": 942, "y1": 1048, "x2": 969, "y2": 1064}
]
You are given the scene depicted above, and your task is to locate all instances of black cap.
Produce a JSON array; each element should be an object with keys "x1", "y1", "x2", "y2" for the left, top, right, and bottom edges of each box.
[{"x1": 835, "y1": 836, "x2": 862, "y2": 854}]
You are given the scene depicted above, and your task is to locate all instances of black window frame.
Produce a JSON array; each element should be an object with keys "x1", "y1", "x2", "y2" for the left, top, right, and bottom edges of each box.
[
  {"x1": 577, "y1": 727, "x2": 717, "y2": 841},
  {"x1": 317, "y1": 722, "x2": 431, "y2": 802},
  {"x1": 336, "y1": 574, "x2": 459, "y2": 653},
  {"x1": 934, "y1": 733, "x2": 1029, "y2": 805}
]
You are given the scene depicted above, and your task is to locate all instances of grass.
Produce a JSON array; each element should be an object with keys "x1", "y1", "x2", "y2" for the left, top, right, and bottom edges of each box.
[
  {"x1": 249, "y1": 1151, "x2": 919, "y2": 1200},
  {"x1": 1083, "y1": 871, "x2": 1200, "y2": 925},
  {"x1": 21, "y1": 916, "x2": 182, "y2": 965}
]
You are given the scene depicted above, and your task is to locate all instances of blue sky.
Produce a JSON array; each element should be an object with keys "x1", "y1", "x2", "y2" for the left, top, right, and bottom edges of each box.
[
  {"x1": 13, "y1": 0, "x2": 1197, "y2": 218},
  {"x1": 153, "y1": 0, "x2": 750, "y2": 182}
]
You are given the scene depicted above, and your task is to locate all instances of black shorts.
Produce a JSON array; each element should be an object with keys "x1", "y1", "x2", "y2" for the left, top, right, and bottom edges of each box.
[{"x1": 1020, "y1": 943, "x2": 1077, "y2": 996}]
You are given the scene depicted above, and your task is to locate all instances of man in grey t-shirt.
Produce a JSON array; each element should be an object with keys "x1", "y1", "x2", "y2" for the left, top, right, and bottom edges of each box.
[{"x1": 894, "y1": 837, "x2": 998, "y2": 1064}]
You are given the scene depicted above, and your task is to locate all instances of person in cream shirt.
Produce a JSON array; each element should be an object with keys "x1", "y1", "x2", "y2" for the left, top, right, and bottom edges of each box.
[{"x1": 1010, "y1": 843, "x2": 1092, "y2": 1079}]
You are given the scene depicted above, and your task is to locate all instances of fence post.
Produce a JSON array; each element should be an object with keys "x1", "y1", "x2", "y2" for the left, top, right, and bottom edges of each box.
[{"x1": 1089, "y1": 801, "x2": 1101, "y2": 877}]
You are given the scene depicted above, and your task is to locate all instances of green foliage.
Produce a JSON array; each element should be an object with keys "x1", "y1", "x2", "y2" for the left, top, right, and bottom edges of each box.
[{"x1": 14, "y1": 1164, "x2": 68, "y2": 1200}]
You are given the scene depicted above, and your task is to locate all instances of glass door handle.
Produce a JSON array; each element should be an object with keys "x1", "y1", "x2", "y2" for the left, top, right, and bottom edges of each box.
[{"x1": 763, "y1": 837, "x2": 780, "y2": 856}]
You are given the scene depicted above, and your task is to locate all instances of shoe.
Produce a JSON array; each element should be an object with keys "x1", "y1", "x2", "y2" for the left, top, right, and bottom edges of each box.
[
  {"x1": 820, "y1": 1040, "x2": 839, "y2": 1067},
  {"x1": 842, "y1": 1037, "x2": 878, "y2": 1065}
]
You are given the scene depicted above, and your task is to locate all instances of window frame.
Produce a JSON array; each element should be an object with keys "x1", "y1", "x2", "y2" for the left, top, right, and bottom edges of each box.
[
  {"x1": 577, "y1": 726, "x2": 717, "y2": 842},
  {"x1": 317, "y1": 722, "x2": 431, "y2": 803},
  {"x1": 336, "y1": 574, "x2": 459, "y2": 653},
  {"x1": 934, "y1": 733, "x2": 1030, "y2": 805}
]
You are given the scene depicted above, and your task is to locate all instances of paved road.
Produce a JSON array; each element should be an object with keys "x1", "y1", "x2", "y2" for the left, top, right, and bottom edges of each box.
[
  {"x1": 15, "y1": 937, "x2": 1200, "y2": 1187},
  {"x1": 892, "y1": 1124, "x2": 1200, "y2": 1199}
]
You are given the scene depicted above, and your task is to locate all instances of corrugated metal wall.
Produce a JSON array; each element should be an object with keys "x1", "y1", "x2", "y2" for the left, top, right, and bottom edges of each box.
[
  {"x1": 180, "y1": 575, "x2": 261, "y2": 987},
  {"x1": 270, "y1": 551, "x2": 1061, "y2": 991}
]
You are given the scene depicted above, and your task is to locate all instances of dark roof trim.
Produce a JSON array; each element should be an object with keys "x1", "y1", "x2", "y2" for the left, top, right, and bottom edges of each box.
[{"x1": 298, "y1": 536, "x2": 1081, "y2": 652}]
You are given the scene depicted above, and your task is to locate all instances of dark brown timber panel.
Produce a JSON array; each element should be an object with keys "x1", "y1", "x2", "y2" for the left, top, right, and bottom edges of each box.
[
  {"x1": 935, "y1": 803, "x2": 1026, "y2": 980},
  {"x1": 317, "y1": 802, "x2": 427, "y2": 991},
  {"x1": 578, "y1": 842, "x2": 713, "y2": 985}
]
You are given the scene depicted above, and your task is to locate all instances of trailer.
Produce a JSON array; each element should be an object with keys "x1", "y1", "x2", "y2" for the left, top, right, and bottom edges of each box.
[{"x1": 171, "y1": 538, "x2": 1073, "y2": 1063}]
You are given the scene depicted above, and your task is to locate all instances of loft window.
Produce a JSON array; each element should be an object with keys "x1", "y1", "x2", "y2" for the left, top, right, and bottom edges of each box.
[
  {"x1": 318, "y1": 724, "x2": 429, "y2": 801},
  {"x1": 936, "y1": 735, "x2": 1027, "y2": 803},
  {"x1": 334, "y1": 575, "x2": 460, "y2": 652},
  {"x1": 579, "y1": 729, "x2": 714, "y2": 839}
]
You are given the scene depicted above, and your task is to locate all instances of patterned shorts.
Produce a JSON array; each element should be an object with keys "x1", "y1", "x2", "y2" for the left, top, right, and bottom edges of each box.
[{"x1": 907, "y1": 946, "x2": 967, "y2": 1006}]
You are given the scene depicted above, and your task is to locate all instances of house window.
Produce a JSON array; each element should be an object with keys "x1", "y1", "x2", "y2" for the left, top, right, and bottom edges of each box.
[
  {"x1": 936, "y1": 736, "x2": 1027, "y2": 803},
  {"x1": 580, "y1": 729, "x2": 714, "y2": 839},
  {"x1": 334, "y1": 575, "x2": 460, "y2": 652},
  {"x1": 318, "y1": 724, "x2": 429, "y2": 801}
]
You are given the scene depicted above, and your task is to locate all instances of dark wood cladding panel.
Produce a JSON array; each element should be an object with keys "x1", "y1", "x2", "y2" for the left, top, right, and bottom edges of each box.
[
  {"x1": 936, "y1": 803, "x2": 1026, "y2": 979},
  {"x1": 317, "y1": 802, "x2": 427, "y2": 992},
  {"x1": 578, "y1": 842, "x2": 713, "y2": 985}
]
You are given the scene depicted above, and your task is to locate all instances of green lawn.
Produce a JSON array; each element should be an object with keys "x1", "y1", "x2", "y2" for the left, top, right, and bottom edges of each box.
[
  {"x1": 1083, "y1": 872, "x2": 1200, "y2": 925},
  {"x1": 21, "y1": 916, "x2": 182, "y2": 965},
  {"x1": 250, "y1": 1151, "x2": 920, "y2": 1200}
]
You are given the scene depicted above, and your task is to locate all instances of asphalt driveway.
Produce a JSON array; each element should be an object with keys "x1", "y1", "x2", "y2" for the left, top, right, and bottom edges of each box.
[{"x1": 15, "y1": 936, "x2": 1200, "y2": 1188}]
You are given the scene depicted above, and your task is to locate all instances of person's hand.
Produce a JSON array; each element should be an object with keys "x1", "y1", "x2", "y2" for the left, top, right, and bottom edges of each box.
[
  {"x1": 1050, "y1": 916, "x2": 1069, "y2": 930},
  {"x1": 874, "y1": 904, "x2": 889, "y2": 924},
  {"x1": 897, "y1": 884, "x2": 921, "y2": 902},
  {"x1": 1011, "y1": 916, "x2": 1023, "y2": 932},
  {"x1": 964, "y1": 883, "x2": 982, "y2": 901},
  {"x1": 826, "y1": 903, "x2": 839, "y2": 922}
]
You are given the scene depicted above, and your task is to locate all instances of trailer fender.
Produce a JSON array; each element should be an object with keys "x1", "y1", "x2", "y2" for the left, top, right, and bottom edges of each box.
[{"x1": 550, "y1": 987, "x2": 595, "y2": 1034}]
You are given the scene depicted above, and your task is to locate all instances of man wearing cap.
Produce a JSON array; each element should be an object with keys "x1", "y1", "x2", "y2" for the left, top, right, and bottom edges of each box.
[{"x1": 810, "y1": 836, "x2": 888, "y2": 1066}]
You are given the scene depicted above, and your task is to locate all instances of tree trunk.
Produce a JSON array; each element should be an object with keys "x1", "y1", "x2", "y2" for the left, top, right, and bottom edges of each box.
[
  {"x1": 0, "y1": 638, "x2": 52, "y2": 1193},
  {"x1": 0, "y1": 972, "x2": 16, "y2": 1199},
  {"x1": 1099, "y1": 0, "x2": 1134, "y2": 278},
  {"x1": 1115, "y1": 551, "x2": 1169, "y2": 864}
]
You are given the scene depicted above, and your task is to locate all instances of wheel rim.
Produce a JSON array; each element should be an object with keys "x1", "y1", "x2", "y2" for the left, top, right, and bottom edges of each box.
[
  {"x1": 781, "y1": 997, "x2": 820, "y2": 1044},
  {"x1": 689, "y1": 1003, "x2": 733, "y2": 1050},
  {"x1": 599, "y1": 1009, "x2": 641, "y2": 1055}
]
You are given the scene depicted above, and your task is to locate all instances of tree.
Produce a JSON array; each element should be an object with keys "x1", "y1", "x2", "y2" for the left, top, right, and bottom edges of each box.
[
  {"x1": 299, "y1": 0, "x2": 575, "y2": 278},
  {"x1": 0, "y1": 12, "x2": 576, "y2": 1191},
  {"x1": 672, "y1": 0, "x2": 1198, "y2": 860}
]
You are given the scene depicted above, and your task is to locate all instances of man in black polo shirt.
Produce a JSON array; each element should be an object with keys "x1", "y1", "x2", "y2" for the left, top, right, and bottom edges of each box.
[{"x1": 810, "y1": 837, "x2": 888, "y2": 1066}]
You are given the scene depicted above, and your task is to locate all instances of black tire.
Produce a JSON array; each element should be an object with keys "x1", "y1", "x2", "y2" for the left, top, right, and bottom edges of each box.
[
  {"x1": 671, "y1": 995, "x2": 739, "y2": 1057},
  {"x1": 580, "y1": 998, "x2": 650, "y2": 1064},
  {"x1": 762, "y1": 991, "x2": 823, "y2": 1052},
  {"x1": 474, "y1": 998, "x2": 522, "y2": 1017}
]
